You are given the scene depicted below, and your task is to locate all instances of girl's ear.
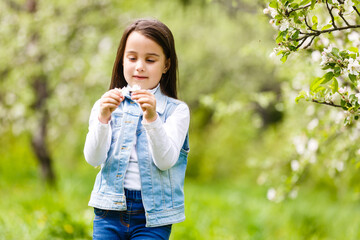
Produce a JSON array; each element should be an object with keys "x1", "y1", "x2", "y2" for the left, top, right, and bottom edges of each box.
[{"x1": 163, "y1": 59, "x2": 171, "y2": 74}]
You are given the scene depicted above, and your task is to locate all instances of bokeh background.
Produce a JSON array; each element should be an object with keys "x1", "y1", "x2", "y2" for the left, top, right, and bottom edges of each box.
[{"x1": 1, "y1": 0, "x2": 360, "y2": 239}]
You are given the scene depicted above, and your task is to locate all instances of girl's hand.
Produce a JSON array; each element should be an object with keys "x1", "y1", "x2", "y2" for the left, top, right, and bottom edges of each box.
[
  {"x1": 131, "y1": 90, "x2": 157, "y2": 123},
  {"x1": 98, "y1": 89, "x2": 124, "y2": 124}
]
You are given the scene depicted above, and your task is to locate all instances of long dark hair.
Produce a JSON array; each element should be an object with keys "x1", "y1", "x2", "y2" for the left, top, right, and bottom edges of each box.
[{"x1": 109, "y1": 18, "x2": 178, "y2": 99}]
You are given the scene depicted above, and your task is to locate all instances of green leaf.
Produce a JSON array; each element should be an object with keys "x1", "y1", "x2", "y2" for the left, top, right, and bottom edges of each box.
[
  {"x1": 331, "y1": 47, "x2": 340, "y2": 57},
  {"x1": 281, "y1": 53, "x2": 289, "y2": 62},
  {"x1": 295, "y1": 90, "x2": 307, "y2": 103},
  {"x1": 349, "y1": 74, "x2": 357, "y2": 83},
  {"x1": 349, "y1": 47, "x2": 359, "y2": 53},
  {"x1": 312, "y1": 16, "x2": 318, "y2": 25},
  {"x1": 321, "y1": 24, "x2": 332, "y2": 30},
  {"x1": 331, "y1": 78, "x2": 338, "y2": 93},
  {"x1": 290, "y1": 3, "x2": 299, "y2": 8},
  {"x1": 310, "y1": 77, "x2": 324, "y2": 92},
  {"x1": 300, "y1": 0, "x2": 311, "y2": 5},
  {"x1": 276, "y1": 31, "x2": 286, "y2": 44},
  {"x1": 340, "y1": 51, "x2": 349, "y2": 58},
  {"x1": 269, "y1": 0, "x2": 278, "y2": 8},
  {"x1": 321, "y1": 71, "x2": 334, "y2": 84},
  {"x1": 311, "y1": 0, "x2": 317, "y2": 8},
  {"x1": 334, "y1": 67, "x2": 341, "y2": 77}
]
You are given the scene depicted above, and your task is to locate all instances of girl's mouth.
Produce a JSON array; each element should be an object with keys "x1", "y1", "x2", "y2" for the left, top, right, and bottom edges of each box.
[{"x1": 133, "y1": 75, "x2": 148, "y2": 80}]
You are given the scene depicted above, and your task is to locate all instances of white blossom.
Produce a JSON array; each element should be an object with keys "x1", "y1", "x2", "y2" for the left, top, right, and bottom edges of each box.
[
  {"x1": 129, "y1": 84, "x2": 141, "y2": 92},
  {"x1": 347, "y1": 58, "x2": 360, "y2": 75},
  {"x1": 269, "y1": 51, "x2": 276, "y2": 59},
  {"x1": 289, "y1": 189, "x2": 298, "y2": 199},
  {"x1": 279, "y1": 19, "x2": 290, "y2": 32},
  {"x1": 293, "y1": 135, "x2": 307, "y2": 155},
  {"x1": 344, "y1": 0, "x2": 355, "y2": 8},
  {"x1": 335, "y1": 161, "x2": 344, "y2": 172},
  {"x1": 307, "y1": 118, "x2": 319, "y2": 130},
  {"x1": 330, "y1": 92, "x2": 341, "y2": 105},
  {"x1": 355, "y1": 93, "x2": 360, "y2": 104},
  {"x1": 269, "y1": 19, "x2": 278, "y2": 30},
  {"x1": 307, "y1": 138, "x2": 319, "y2": 152},
  {"x1": 323, "y1": 45, "x2": 333, "y2": 54},
  {"x1": 291, "y1": 160, "x2": 300, "y2": 171},
  {"x1": 269, "y1": 7, "x2": 278, "y2": 18},
  {"x1": 267, "y1": 188, "x2": 277, "y2": 201},
  {"x1": 348, "y1": 31, "x2": 360, "y2": 44},
  {"x1": 320, "y1": 53, "x2": 329, "y2": 66},
  {"x1": 338, "y1": 86, "x2": 348, "y2": 94}
]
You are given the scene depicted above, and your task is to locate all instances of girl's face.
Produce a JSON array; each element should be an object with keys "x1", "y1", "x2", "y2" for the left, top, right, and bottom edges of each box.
[{"x1": 123, "y1": 31, "x2": 169, "y2": 90}]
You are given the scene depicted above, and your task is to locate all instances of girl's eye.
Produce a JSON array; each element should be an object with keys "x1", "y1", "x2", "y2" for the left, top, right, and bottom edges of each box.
[
  {"x1": 128, "y1": 56, "x2": 136, "y2": 61},
  {"x1": 146, "y1": 59, "x2": 155, "y2": 63}
]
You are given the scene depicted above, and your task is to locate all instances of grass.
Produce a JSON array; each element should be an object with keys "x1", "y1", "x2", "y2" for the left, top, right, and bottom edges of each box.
[{"x1": 2, "y1": 135, "x2": 360, "y2": 239}]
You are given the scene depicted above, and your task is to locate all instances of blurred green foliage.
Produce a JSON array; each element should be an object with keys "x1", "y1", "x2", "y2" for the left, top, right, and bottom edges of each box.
[{"x1": 1, "y1": 0, "x2": 360, "y2": 239}]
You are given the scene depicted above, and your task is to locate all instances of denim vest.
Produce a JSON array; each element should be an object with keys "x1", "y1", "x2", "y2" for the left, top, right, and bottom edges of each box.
[{"x1": 88, "y1": 87, "x2": 189, "y2": 227}]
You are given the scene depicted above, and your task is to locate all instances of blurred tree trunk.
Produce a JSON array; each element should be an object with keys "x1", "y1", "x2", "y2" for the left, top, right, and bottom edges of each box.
[
  {"x1": 31, "y1": 76, "x2": 55, "y2": 184},
  {"x1": 25, "y1": 0, "x2": 55, "y2": 185}
]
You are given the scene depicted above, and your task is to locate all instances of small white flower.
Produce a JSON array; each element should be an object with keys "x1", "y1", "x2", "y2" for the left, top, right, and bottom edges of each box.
[
  {"x1": 307, "y1": 138, "x2": 319, "y2": 152},
  {"x1": 263, "y1": 8, "x2": 270, "y2": 15},
  {"x1": 348, "y1": 31, "x2": 360, "y2": 42},
  {"x1": 307, "y1": 118, "x2": 319, "y2": 131},
  {"x1": 344, "y1": 0, "x2": 355, "y2": 8},
  {"x1": 129, "y1": 84, "x2": 141, "y2": 92},
  {"x1": 293, "y1": 135, "x2": 307, "y2": 155},
  {"x1": 320, "y1": 54, "x2": 329, "y2": 66},
  {"x1": 335, "y1": 161, "x2": 344, "y2": 172},
  {"x1": 289, "y1": 189, "x2": 298, "y2": 199},
  {"x1": 347, "y1": 58, "x2": 360, "y2": 76},
  {"x1": 355, "y1": 93, "x2": 360, "y2": 104},
  {"x1": 269, "y1": 19, "x2": 278, "y2": 30},
  {"x1": 339, "y1": 87, "x2": 348, "y2": 94},
  {"x1": 279, "y1": 19, "x2": 290, "y2": 31},
  {"x1": 267, "y1": 188, "x2": 277, "y2": 201},
  {"x1": 291, "y1": 160, "x2": 300, "y2": 171},
  {"x1": 323, "y1": 45, "x2": 333, "y2": 54},
  {"x1": 269, "y1": 51, "x2": 276, "y2": 59},
  {"x1": 270, "y1": 7, "x2": 278, "y2": 18},
  {"x1": 330, "y1": 92, "x2": 341, "y2": 105}
]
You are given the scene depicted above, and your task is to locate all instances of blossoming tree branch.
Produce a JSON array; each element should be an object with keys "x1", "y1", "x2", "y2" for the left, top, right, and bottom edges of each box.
[{"x1": 264, "y1": 0, "x2": 360, "y2": 125}]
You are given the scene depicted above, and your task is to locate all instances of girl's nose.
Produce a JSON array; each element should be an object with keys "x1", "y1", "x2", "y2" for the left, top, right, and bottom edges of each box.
[{"x1": 136, "y1": 60, "x2": 145, "y2": 72}]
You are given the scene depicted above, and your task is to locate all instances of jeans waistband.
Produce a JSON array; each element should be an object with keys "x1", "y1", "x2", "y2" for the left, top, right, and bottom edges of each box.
[{"x1": 125, "y1": 189, "x2": 142, "y2": 200}]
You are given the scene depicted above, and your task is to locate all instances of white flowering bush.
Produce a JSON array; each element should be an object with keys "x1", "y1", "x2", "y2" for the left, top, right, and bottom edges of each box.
[
  {"x1": 265, "y1": 0, "x2": 360, "y2": 125},
  {"x1": 262, "y1": 0, "x2": 360, "y2": 201}
]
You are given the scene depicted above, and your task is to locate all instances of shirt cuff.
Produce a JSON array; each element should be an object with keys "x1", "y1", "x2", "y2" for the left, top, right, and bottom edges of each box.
[
  {"x1": 96, "y1": 117, "x2": 111, "y2": 131},
  {"x1": 142, "y1": 114, "x2": 161, "y2": 130}
]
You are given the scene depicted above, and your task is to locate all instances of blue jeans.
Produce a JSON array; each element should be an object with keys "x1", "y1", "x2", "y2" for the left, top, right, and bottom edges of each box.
[{"x1": 93, "y1": 189, "x2": 172, "y2": 240}]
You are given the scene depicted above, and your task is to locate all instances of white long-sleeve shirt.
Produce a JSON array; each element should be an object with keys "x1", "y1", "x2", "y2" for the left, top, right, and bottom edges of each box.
[{"x1": 84, "y1": 96, "x2": 190, "y2": 190}]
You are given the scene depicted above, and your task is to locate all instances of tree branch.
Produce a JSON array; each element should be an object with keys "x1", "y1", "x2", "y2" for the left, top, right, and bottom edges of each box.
[
  {"x1": 304, "y1": 35, "x2": 316, "y2": 49},
  {"x1": 286, "y1": 3, "x2": 312, "y2": 16},
  {"x1": 304, "y1": 17, "x2": 320, "y2": 33},
  {"x1": 290, "y1": 24, "x2": 360, "y2": 47},
  {"x1": 339, "y1": 11, "x2": 351, "y2": 26},
  {"x1": 295, "y1": 36, "x2": 309, "y2": 50},
  {"x1": 353, "y1": 6, "x2": 360, "y2": 18},
  {"x1": 312, "y1": 99, "x2": 343, "y2": 108},
  {"x1": 326, "y1": 0, "x2": 338, "y2": 29}
]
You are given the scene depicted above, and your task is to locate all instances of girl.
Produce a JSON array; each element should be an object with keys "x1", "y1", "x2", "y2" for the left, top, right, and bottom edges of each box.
[{"x1": 84, "y1": 18, "x2": 190, "y2": 240}]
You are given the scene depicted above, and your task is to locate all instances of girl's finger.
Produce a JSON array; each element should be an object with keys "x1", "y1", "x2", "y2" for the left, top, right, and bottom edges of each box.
[{"x1": 102, "y1": 98, "x2": 121, "y2": 106}]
